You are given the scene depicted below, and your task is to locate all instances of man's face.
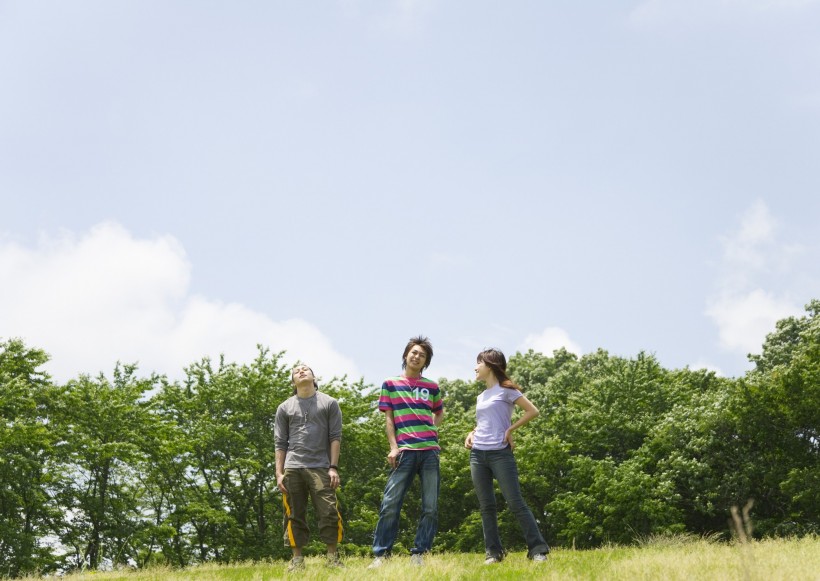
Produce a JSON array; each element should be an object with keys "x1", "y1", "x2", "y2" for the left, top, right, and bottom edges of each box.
[
  {"x1": 292, "y1": 365, "x2": 315, "y2": 385},
  {"x1": 405, "y1": 345, "x2": 428, "y2": 373}
]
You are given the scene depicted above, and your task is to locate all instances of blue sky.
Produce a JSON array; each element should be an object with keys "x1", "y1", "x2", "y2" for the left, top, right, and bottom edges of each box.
[{"x1": 1, "y1": 1, "x2": 819, "y2": 385}]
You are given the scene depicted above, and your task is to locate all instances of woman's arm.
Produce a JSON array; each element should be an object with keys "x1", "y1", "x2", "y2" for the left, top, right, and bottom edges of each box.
[{"x1": 503, "y1": 395, "x2": 540, "y2": 448}]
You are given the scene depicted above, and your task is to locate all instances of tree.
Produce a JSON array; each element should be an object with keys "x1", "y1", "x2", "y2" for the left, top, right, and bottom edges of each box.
[
  {"x1": 54, "y1": 364, "x2": 163, "y2": 571},
  {"x1": 0, "y1": 339, "x2": 61, "y2": 577},
  {"x1": 509, "y1": 349, "x2": 708, "y2": 546},
  {"x1": 734, "y1": 300, "x2": 820, "y2": 534},
  {"x1": 434, "y1": 378, "x2": 483, "y2": 553},
  {"x1": 636, "y1": 368, "x2": 736, "y2": 534},
  {"x1": 3, "y1": 297, "x2": 818, "y2": 570},
  {"x1": 159, "y1": 348, "x2": 291, "y2": 563},
  {"x1": 128, "y1": 376, "x2": 192, "y2": 567},
  {"x1": 317, "y1": 378, "x2": 384, "y2": 553}
]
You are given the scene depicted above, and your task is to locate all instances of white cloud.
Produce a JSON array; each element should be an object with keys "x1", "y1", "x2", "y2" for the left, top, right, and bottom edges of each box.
[
  {"x1": 518, "y1": 327, "x2": 582, "y2": 357},
  {"x1": 720, "y1": 199, "x2": 776, "y2": 270},
  {"x1": 706, "y1": 200, "x2": 803, "y2": 356},
  {"x1": 688, "y1": 360, "x2": 724, "y2": 376},
  {"x1": 715, "y1": 200, "x2": 803, "y2": 287},
  {"x1": 706, "y1": 289, "x2": 800, "y2": 353},
  {"x1": 0, "y1": 222, "x2": 359, "y2": 382}
]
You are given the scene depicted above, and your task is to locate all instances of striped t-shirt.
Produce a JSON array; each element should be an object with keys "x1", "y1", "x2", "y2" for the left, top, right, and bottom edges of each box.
[{"x1": 378, "y1": 375, "x2": 443, "y2": 451}]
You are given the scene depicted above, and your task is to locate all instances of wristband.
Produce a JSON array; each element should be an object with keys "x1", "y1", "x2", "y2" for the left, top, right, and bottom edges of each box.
[{"x1": 329, "y1": 464, "x2": 338, "y2": 470}]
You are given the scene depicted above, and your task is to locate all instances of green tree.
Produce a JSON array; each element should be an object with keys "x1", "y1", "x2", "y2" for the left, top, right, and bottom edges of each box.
[
  {"x1": 435, "y1": 378, "x2": 483, "y2": 553},
  {"x1": 0, "y1": 339, "x2": 61, "y2": 577},
  {"x1": 128, "y1": 376, "x2": 192, "y2": 567},
  {"x1": 318, "y1": 378, "x2": 384, "y2": 553},
  {"x1": 508, "y1": 349, "x2": 698, "y2": 547},
  {"x1": 734, "y1": 300, "x2": 820, "y2": 534},
  {"x1": 54, "y1": 364, "x2": 163, "y2": 571},
  {"x1": 637, "y1": 369, "x2": 736, "y2": 534},
  {"x1": 4, "y1": 299, "x2": 817, "y2": 568},
  {"x1": 162, "y1": 348, "x2": 291, "y2": 563}
]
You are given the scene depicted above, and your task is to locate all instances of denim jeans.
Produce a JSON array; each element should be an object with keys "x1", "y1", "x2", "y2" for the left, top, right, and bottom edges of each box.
[
  {"x1": 372, "y1": 449, "x2": 440, "y2": 556},
  {"x1": 470, "y1": 446, "x2": 549, "y2": 559}
]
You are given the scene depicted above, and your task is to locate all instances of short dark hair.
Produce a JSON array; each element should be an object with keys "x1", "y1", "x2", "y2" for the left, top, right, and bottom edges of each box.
[{"x1": 402, "y1": 335, "x2": 433, "y2": 371}]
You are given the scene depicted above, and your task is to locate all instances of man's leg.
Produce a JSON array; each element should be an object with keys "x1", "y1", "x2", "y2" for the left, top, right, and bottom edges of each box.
[
  {"x1": 282, "y1": 469, "x2": 311, "y2": 554},
  {"x1": 306, "y1": 468, "x2": 344, "y2": 564},
  {"x1": 412, "y1": 449, "x2": 440, "y2": 556},
  {"x1": 372, "y1": 451, "x2": 416, "y2": 557}
]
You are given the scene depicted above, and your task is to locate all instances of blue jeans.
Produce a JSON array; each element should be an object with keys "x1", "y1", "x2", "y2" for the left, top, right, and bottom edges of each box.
[
  {"x1": 372, "y1": 449, "x2": 440, "y2": 556},
  {"x1": 470, "y1": 446, "x2": 549, "y2": 559}
]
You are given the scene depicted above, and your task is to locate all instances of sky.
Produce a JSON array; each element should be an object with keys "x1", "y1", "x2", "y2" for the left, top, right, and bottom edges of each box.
[{"x1": 1, "y1": 0, "x2": 819, "y2": 386}]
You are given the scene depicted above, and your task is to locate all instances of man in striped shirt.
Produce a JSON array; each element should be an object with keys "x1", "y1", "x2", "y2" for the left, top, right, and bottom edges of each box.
[{"x1": 369, "y1": 336, "x2": 444, "y2": 568}]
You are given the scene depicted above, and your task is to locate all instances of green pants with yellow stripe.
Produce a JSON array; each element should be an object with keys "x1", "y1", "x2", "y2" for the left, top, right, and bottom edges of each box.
[{"x1": 282, "y1": 467, "x2": 343, "y2": 548}]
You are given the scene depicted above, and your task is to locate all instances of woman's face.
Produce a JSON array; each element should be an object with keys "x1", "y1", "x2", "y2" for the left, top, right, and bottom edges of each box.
[{"x1": 475, "y1": 358, "x2": 492, "y2": 384}]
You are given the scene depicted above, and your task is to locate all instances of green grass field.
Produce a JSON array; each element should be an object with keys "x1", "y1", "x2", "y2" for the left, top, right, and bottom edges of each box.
[{"x1": 56, "y1": 536, "x2": 820, "y2": 580}]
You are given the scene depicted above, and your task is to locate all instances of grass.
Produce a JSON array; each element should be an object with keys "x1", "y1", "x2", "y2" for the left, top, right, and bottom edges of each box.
[{"x1": 52, "y1": 536, "x2": 820, "y2": 580}]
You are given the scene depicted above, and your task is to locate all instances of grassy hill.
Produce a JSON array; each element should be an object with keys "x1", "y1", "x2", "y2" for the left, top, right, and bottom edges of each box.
[{"x1": 54, "y1": 536, "x2": 820, "y2": 580}]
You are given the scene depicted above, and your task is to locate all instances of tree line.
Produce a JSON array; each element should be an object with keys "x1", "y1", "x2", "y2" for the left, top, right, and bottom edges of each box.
[{"x1": 1, "y1": 300, "x2": 818, "y2": 577}]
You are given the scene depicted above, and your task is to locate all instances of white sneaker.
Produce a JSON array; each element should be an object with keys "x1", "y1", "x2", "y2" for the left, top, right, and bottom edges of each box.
[
  {"x1": 484, "y1": 556, "x2": 500, "y2": 565},
  {"x1": 410, "y1": 553, "x2": 424, "y2": 566},
  {"x1": 368, "y1": 556, "x2": 386, "y2": 569},
  {"x1": 326, "y1": 552, "x2": 344, "y2": 568},
  {"x1": 287, "y1": 556, "x2": 305, "y2": 572},
  {"x1": 532, "y1": 553, "x2": 548, "y2": 562}
]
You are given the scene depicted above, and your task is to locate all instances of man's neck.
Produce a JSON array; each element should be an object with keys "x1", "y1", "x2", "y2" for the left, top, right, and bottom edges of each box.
[
  {"x1": 295, "y1": 384, "x2": 317, "y2": 398},
  {"x1": 404, "y1": 368, "x2": 423, "y2": 379}
]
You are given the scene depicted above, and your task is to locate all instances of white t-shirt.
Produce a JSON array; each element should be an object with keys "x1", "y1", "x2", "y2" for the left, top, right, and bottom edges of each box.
[{"x1": 472, "y1": 384, "x2": 522, "y2": 451}]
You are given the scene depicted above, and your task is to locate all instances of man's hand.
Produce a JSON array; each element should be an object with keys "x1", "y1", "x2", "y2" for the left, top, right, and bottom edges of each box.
[
  {"x1": 387, "y1": 448, "x2": 401, "y2": 469},
  {"x1": 277, "y1": 474, "x2": 287, "y2": 494},
  {"x1": 329, "y1": 467, "x2": 340, "y2": 489}
]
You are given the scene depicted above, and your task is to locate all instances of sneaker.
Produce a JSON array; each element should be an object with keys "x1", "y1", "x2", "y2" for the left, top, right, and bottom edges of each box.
[
  {"x1": 368, "y1": 556, "x2": 386, "y2": 569},
  {"x1": 326, "y1": 552, "x2": 344, "y2": 568},
  {"x1": 532, "y1": 553, "x2": 548, "y2": 562},
  {"x1": 410, "y1": 553, "x2": 424, "y2": 566},
  {"x1": 484, "y1": 556, "x2": 501, "y2": 565},
  {"x1": 287, "y1": 556, "x2": 305, "y2": 572}
]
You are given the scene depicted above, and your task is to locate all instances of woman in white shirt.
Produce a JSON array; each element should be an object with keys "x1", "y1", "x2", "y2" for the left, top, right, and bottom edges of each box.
[{"x1": 464, "y1": 348, "x2": 550, "y2": 564}]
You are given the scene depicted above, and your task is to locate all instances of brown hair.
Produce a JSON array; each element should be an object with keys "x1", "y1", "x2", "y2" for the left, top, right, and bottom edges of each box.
[
  {"x1": 402, "y1": 335, "x2": 433, "y2": 371},
  {"x1": 477, "y1": 348, "x2": 520, "y2": 391}
]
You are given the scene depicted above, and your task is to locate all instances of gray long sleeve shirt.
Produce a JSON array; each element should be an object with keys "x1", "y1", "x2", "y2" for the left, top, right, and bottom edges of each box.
[{"x1": 274, "y1": 391, "x2": 342, "y2": 469}]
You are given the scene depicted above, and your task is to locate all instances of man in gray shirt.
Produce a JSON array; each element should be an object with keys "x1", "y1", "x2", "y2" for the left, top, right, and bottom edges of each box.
[{"x1": 275, "y1": 363, "x2": 343, "y2": 571}]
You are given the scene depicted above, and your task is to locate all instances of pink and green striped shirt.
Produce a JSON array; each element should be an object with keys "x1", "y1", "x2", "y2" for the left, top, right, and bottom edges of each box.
[{"x1": 378, "y1": 375, "x2": 443, "y2": 451}]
